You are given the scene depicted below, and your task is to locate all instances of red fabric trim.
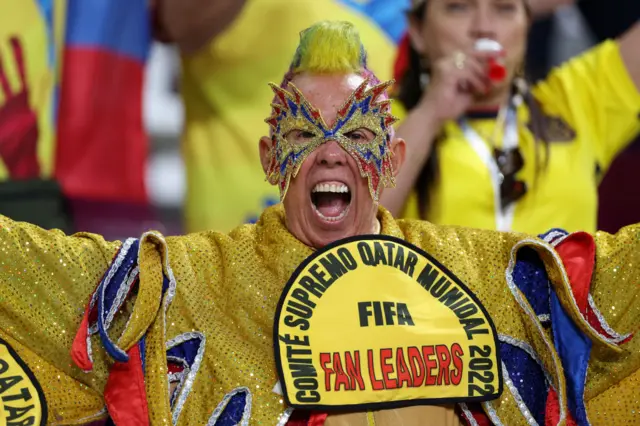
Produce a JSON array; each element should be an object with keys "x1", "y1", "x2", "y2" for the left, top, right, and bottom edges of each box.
[
  {"x1": 554, "y1": 232, "x2": 595, "y2": 315},
  {"x1": 71, "y1": 305, "x2": 93, "y2": 371},
  {"x1": 167, "y1": 362, "x2": 185, "y2": 374},
  {"x1": 285, "y1": 410, "x2": 310, "y2": 426},
  {"x1": 545, "y1": 388, "x2": 577, "y2": 426},
  {"x1": 555, "y1": 232, "x2": 633, "y2": 344},
  {"x1": 307, "y1": 412, "x2": 329, "y2": 426},
  {"x1": 460, "y1": 403, "x2": 492, "y2": 426},
  {"x1": 585, "y1": 307, "x2": 633, "y2": 344},
  {"x1": 104, "y1": 344, "x2": 150, "y2": 426}
]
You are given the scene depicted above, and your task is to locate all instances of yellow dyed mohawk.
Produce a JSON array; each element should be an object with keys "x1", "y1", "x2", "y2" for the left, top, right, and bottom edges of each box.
[{"x1": 290, "y1": 21, "x2": 367, "y2": 75}]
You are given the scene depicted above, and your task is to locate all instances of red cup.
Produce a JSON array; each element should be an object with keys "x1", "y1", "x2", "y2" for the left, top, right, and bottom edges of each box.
[
  {"x1": 475, "y1": 38, "x2": 506, "y2": 83},
  {"x1": 487, "y1": 58, "x2": 506, "y2": 82}
]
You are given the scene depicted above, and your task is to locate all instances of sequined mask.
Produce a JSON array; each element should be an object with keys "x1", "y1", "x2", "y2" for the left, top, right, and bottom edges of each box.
[{"x1": 264, "y1": 79, "x2": 398, "y2": 201}]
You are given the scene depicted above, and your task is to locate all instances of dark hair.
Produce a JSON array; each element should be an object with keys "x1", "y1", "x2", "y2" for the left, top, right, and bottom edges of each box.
[
  {"x1": 395, "y1": 0, "x2": 548, "y2": 220},
  {"x1": 396, "y1": 2, "x2": 439, "y2": 219}
]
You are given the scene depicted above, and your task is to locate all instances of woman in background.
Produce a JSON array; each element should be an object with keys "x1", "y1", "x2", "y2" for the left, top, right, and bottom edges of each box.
[{"x1": 382, "y1": 0, "x2": 640, "y2": 234}]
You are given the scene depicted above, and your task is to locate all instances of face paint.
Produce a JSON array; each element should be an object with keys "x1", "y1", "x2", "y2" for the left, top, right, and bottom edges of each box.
[{"x1": 264, "y1": 79, "x2": 398, "y2": 202}]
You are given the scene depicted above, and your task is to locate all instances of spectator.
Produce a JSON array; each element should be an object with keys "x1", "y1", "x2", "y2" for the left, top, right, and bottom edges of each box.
[{"x1": 382, "y1": 0, "x2": 640, "y2": 235}]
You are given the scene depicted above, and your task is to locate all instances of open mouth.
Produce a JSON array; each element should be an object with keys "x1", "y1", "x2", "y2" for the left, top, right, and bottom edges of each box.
[{"x1": 311, "y1": 182, "x2": 352, "y2": 222}]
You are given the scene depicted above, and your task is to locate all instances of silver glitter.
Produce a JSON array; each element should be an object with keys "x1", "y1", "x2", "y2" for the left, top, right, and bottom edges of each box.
[
  {"x1": 206, "y1": 387, "x2": 252, "y2": 426},
  {"x1": 483, "y1": 399, "x2": 505, "y2": 426},
  {"x1": 50, "y1": 407, "x2": 108, "y2": 426},
  {"x1": 276, "y1": 407, "x2": 295, "y2": 426},
  {"x1": 588, "y1": 294, "x2": 632, "y2": 343},
  {"x1": 537, "y1": 314, "x2": 551, "y2": 324},
  {"x1": 501, "y1": 362, "x2": 539, "y2": 426},
  {"x1": 166, "y1": 331, "x2": 206, "y2": 425},
  {"x1": 505, "y1": 239, "x2": 567, "y2": 424},
  {"x1": 459, "y1": 403, "x2": 481, "y2": 426},
  {"x1": 541, "y1": 231, "x2": 569, "y2": 247},
  {"x1": 104, "y1": 265, "x2": 139, "y2": 331},
  {"x1": 97, "y1": 238, "x2": 137, "y2": 361},
  {"x1": 499, "y1": 334, "x2": 553, "y2": 387}
]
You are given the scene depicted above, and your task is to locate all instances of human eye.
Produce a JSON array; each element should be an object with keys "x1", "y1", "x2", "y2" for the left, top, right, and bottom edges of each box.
[
  {"x1": 345, "y1": 129, "x2": 376, "y2": 143},
  {"x1": 494, "y1": 0, "x2": 517, "y2": 13},
  {"x1": 444, "y1": 0, "x2": 469, "y2": 13},
  {"x1": 285, "y1": 129, "x2": 317, "y2": 144}
]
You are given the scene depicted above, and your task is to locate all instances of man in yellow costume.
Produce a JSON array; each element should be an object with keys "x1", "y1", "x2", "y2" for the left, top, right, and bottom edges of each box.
[
  {"x1": 165, "y1": 0, "x2": 404, "y2": 233},
  {"x1": 0, "y1": 21, "x2": 638, "y2": 426}
]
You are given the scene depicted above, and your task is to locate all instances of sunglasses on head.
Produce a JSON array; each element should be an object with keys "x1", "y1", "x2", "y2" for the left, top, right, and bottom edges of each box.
[{"x1": 494, "y1": 147, "x2": 527, "y2": 209}]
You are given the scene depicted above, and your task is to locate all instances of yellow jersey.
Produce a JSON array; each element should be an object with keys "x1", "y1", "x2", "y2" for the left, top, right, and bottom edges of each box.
[{"x1": 400, "y1": 40, "x2": 640, "y2": 235}]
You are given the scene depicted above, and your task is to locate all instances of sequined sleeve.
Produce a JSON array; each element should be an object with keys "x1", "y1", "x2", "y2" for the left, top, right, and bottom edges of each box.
[
  {"x1": 0, "y1": 214, "x2": 120, "y2": 370},
  {"x1": 580, "y1": 223, "x2": 640, "y2": 423}
]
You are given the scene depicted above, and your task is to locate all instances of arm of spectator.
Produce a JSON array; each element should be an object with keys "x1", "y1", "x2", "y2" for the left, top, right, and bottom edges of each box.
[
  {"x1": 151, "y1": 0, "x2": 248, "y2": 54},
  {"x1": 618, "y1": 21, "x2": 640, "y2": 92}
]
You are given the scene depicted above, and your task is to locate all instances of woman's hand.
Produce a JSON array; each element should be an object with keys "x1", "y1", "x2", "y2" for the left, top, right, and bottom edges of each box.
[{"x1": 419, "y1": 50, "x2": 497, "y2": 123}]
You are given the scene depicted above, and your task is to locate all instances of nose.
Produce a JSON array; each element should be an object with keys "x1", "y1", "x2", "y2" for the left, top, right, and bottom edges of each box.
[
  {"x1": 469, "y1": 5, "x2": 497, "y2": 40},
  {"x1": 315, "y1": 140, "x2": 348, "y2": 168}
]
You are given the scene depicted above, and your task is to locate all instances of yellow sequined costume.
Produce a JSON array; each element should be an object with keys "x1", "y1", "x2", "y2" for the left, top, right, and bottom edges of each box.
[{"x1": 0, "y1": 205, "x2": 639, "y2": 425}]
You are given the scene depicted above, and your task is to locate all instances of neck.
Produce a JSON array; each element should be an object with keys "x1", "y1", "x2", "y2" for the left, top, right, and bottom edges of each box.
[{"x1": 468, "y1": 88, "x2": 511, "y2": 111}]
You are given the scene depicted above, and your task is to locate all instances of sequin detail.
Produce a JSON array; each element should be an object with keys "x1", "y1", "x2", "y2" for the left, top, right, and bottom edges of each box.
[
  {"x1": 499, "y1": 334, "x2": 552, "y2": 387},
  {"x1": 264, "y1": 79, "x2": 397, "y2": 201},
  {"x1": 505, "y1": 239, "x2": 567, "y2": 425},
  {"x1": 540, "y1": 229, "x2": 569, "y2": 247},
  {"x1": 276, "y1": 407, "x2": 295, "y2": 426},
  {"x1": 206, "y1": 387, "x2": 252, "y2": 426},
  {"x1": 458, "y1": 403, "x2": 480, "y2": 426},
  {"x1": 500, "y1": 362, "x2": 539, "y2": 426},
  {"x1": 482, "y1": 400, "x2": 505, "y2": 426},
  {"x1": 166, "y1": 332, "x2": 206, "y2": 425},
  {"x1": 587, "y1": 294, "x2": 631, "y2": 343}
]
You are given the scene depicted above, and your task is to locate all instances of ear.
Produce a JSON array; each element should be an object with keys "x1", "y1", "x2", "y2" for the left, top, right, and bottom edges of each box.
[
  {"x1": 390, "y1": 137, "x2": 406, "y2": 177},
  {"x1": 259, "y1": 136, "x2": 274, "y2": 175},
  {"x1": 407, "y1": 14, "x2": 426, "y2": 55}
]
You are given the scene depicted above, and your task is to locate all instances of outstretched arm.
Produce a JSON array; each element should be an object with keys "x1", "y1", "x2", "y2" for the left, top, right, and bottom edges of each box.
[
  {"x1": 0, "y1": 215, "x2": 120, "y2": 372},
  {"x1": 151, "y1": 0, "x2": 248, "y2": 54}
]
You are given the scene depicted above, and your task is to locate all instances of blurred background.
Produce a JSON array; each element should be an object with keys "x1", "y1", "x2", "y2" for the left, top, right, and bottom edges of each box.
[{"x1": 0, "y1": 0, "x2": 638, "y2": 241}]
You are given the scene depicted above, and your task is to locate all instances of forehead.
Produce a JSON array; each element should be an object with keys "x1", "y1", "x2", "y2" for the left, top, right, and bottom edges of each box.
[{"x1": 289, "y1": 73, "x2": 367, "y2": 126}]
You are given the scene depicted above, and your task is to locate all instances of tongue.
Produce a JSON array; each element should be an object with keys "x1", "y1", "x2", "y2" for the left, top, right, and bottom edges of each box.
[{"x1": 315, "y1": 193, "x2": 348, "y2": 218}]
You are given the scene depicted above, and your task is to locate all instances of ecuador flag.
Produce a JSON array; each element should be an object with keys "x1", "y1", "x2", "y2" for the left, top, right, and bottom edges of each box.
[{"x1": 0, "y1": 0, "x2": 151, "y2": 203}]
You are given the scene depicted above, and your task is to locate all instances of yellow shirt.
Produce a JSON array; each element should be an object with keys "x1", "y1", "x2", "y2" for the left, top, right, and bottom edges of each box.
[
  {"x1": 401, "y1": 40, "x2": 640, "y2": 235},
  {"x1": 180, "y1": 0, "x2": 398, "y2": 233}
]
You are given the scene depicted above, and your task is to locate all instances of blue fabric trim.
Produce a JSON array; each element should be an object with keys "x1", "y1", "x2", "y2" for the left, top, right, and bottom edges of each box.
[
  {"x1": 216, "y1": 392, "x2": 248, "y2": 426},
  {"x1": 97, "y1": 240, "x2": 140, "y2": 362},
  {"x1": 139, "y1": 336, "x2": 147, "y2": 373},
  {"x1": 500, "y1": 342, "x2": 547, "y2": 425},
  {"x1": 551, "y1": 291, "x2": 592, "y2": 425},
  {"x1": 539, "y1": 228, "x2": 569, "y2": 240},
  {"x1": 167, "y1": 336, "x2": 202, "y2": 366},
  {"x1": 102, "y1": 240, "x2": 139, "y2": 317},
  {"x1": 512, "y1": 247, "x2": 551, "y2": 318}
]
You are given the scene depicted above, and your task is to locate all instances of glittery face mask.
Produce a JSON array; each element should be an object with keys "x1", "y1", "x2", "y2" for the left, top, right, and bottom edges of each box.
[{"x1": 264, "y1": 79, "x2": 398, "y2": 202}]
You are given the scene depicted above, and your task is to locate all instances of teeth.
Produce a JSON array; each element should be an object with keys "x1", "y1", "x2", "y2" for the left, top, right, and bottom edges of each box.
[
  {"x1": 313, "y1": 204, "x2": 350, "y2": 222},
  {"x1": 312, "y1": 183, "x2": 349, "y2": 193}
]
